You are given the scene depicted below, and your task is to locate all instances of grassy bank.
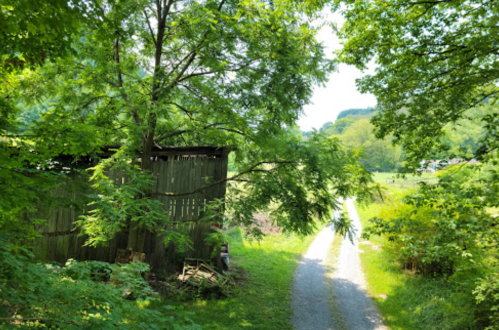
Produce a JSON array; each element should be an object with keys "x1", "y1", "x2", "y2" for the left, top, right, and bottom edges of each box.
[
  {"x1": 163, "y1": 226, "x2": 322, "y2": 329},
  {"x1": 372, "y1": 172, "x2": 436, "y2": 184},
  {"x1": 325, "y1": 224, "x2": 348, "y2": 330},
  {"x1": 354, "y1": 191, "x2": 482, "y2": 330}
]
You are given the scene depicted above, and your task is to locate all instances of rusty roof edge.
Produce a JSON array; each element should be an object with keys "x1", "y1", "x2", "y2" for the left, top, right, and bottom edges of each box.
[{"x1": 98, "y1": 145, "x2": 229, "y2": 156}]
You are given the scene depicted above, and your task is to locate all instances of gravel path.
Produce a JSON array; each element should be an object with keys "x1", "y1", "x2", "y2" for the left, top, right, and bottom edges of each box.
[
  {"x1": 291, "y1": 211, "x2": 340, "y2": 330},
  {"x1": 331, "y1": 198, "x2": 387, "y2": 330},
  {"x1": 291, "y1": 199, "x2": 386, "y2": 330}
]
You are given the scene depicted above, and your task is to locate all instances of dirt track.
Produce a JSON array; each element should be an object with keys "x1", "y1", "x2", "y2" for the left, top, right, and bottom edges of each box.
[{"x1": 292, "y1": 199, "x2": 386, "y2": 330}]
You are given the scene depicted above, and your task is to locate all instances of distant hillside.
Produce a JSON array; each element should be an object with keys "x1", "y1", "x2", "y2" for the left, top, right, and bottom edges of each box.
[
  {"x1": 336, "y1": 108, "x2": 374, "y2": 120},
  {"x1": 301, "y1": 107, "x2": 404, "y2": 172},
  {"x1": 301, "y1": 105, "x2": 490, "y2": 172},
  {"x1": 300, "y1": 107, "x2": 376, "y2": 138},
  {"x1": 322, "y1": 118, "x2": 355, "y2": 136},
  {"x1": 315, "y1": 107, "x2": 376, "y2": 136}
]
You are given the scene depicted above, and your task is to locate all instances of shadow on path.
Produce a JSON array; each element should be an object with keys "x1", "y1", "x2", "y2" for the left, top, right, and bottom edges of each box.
[
  {"x1": 331, "y1": 277, "x2": 386, "y2": 330},
  {"x1": 292, "y1": 224, "x2": 337, "y2": 330},
  {"x1": 292, "y1": 201, "x2": 386, "y2": 330},
  {"x1": 331, "y1": 198, "x2": 387, "y2": 330}
]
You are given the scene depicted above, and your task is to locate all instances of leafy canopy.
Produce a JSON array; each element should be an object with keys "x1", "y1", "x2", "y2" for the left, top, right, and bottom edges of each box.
[
  {"x1": 3, "y1": 0, "x2": 376, "y2": 247},
  {"x1": 334, "y1": 0, "x2": 499, "y2": 166},
  {"x1": 335, "y1": 1, "x2": 499, "y2": 326},
  {"x1": 0, "y1": 0, "x2": 107, "y2": 70}
]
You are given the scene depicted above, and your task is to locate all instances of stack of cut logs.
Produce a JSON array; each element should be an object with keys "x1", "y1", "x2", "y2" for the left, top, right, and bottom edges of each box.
[
  {"x1": 178, "y1": 258, "x2": 227, "y2": 287},
  {"x1": 116, "y1": 248, "x2": 146, "y2": 264}
]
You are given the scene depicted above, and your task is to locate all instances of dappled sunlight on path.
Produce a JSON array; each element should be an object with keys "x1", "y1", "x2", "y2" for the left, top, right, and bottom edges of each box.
[
  {"x1": 292, "y1": 199, "x2": 387, "y2": 330},
  {"x1": 331, "y1": 198, "x2": 387, "y2": 330},
  {"x1": 292, "y1": 221, "x2": 338, "y2": 330}
]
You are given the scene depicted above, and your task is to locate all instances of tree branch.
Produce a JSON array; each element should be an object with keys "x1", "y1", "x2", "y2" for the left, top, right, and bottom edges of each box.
[
  {"x1": 163, "y1": 0, "x2": 227, "y2": 90},
  {"x1": 153, "y1": 160, "x2": 299, "y2": 197},
  {"x1": 143, "y1": 9, "x2": 157, "y2": 46},
  {"x1": 168, "y1": 102, "x2": 197, "y2": 120},
  {"x1": 114, "y1": 37, "x2": 123, "y2": 88},
  {"x1": 177, "y1": 71, "x2": 216, "y2": 82},
  {"x1": 155, "y1": 122, "x2": 228, "y2": 142}
]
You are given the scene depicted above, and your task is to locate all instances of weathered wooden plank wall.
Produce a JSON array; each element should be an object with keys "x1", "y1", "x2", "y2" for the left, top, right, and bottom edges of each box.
[{"x1": 30, "y1": 147, "x2": 228, "y2": 275}]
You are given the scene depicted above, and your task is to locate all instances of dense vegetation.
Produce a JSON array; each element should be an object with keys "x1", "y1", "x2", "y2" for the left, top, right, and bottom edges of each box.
[
  {"x1": 2, "y1": 0, "x2": 499, "y2": 328},
  {"x1": 331, "y1": 106, "x2": 493, "y2": 172},
  {"x1": 1, "y1": 240, "x2": 200, "y2": 329},
  {"x1": 334, "y1": 119, "x2": 404, "y2": 172},
  {"x1": 336, "y1": 0, "x2": 499, "y2": 327},
  {"x1": 356, "y1": 172, "x2": 498, "y2": 329},
  {"x1": 1, "y1": 0, "x2": 372, "y2": 328},
  {"x1": 306, "y1": 108, "x2": 404, "y2": 172},
  {"x1": 335, "y1": 0, "x2": 499, "y2": 167}
]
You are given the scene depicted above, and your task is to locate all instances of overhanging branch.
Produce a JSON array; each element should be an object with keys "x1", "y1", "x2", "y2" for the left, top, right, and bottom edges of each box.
[{"x1": 152, "y1": 160, "x2": 299, "y2": 197}]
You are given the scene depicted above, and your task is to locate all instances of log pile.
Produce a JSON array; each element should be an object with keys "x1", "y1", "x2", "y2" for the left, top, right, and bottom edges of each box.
[
  {"x1": 178, "y1": 258, "x2": 228, "y2": 287},
  {"x1": 115, "y1": 248, "x2": 146, "y2": 264}
]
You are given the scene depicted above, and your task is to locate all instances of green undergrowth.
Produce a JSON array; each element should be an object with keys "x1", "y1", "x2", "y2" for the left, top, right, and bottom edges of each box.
[
  {"x1": 162, "y1": 224, "x2": 324, "y2": 329},
  {"x1": 354, "y1": 195, "x2": 484, "y2": 330}
]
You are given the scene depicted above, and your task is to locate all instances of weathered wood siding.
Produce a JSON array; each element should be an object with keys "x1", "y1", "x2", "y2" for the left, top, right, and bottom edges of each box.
[{"x1": 30, "y1": 147, "x2": 228, "y2": 275}]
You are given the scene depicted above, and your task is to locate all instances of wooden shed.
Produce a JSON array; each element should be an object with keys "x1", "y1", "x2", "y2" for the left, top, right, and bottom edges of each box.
[{"x1": 29, "y1": 146, "x2": 229, "y2": 277}]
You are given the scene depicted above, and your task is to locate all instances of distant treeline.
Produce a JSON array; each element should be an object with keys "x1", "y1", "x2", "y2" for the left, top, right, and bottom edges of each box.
[
  {"x1": 317, "y1": 107, "x2": 377, "y2": 136},
  {"x1": 336, "y1": 108, "x2": 374, "y2": 120},
  {"x1": 302, "y1": 104, "x2": 492, "y2": 173},
  {"x1": 302, "y1": 107, "x2": 401, "y2": 172}
]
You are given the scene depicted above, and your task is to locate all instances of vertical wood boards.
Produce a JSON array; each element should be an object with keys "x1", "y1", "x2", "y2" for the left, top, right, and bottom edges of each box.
[{"x1": 30, "y1": 147, "x2": 229, "y2": 274}]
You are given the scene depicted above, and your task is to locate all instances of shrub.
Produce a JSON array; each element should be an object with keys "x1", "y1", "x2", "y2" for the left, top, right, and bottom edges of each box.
[
  {"x1": 362, "y1": 165, "x2": 499, "y2": 328},
  {"x1": 474, "y1": 273, "x2": 499, "y2": 330},
  {"x1": 0, "y1": 235, "x2": 200, "y2": 329}
]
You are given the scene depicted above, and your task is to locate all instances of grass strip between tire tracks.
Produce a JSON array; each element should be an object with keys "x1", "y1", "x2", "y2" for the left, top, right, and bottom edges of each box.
[{"x1": 325, "y1": 203, "x2": 348, "y2": 330}]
